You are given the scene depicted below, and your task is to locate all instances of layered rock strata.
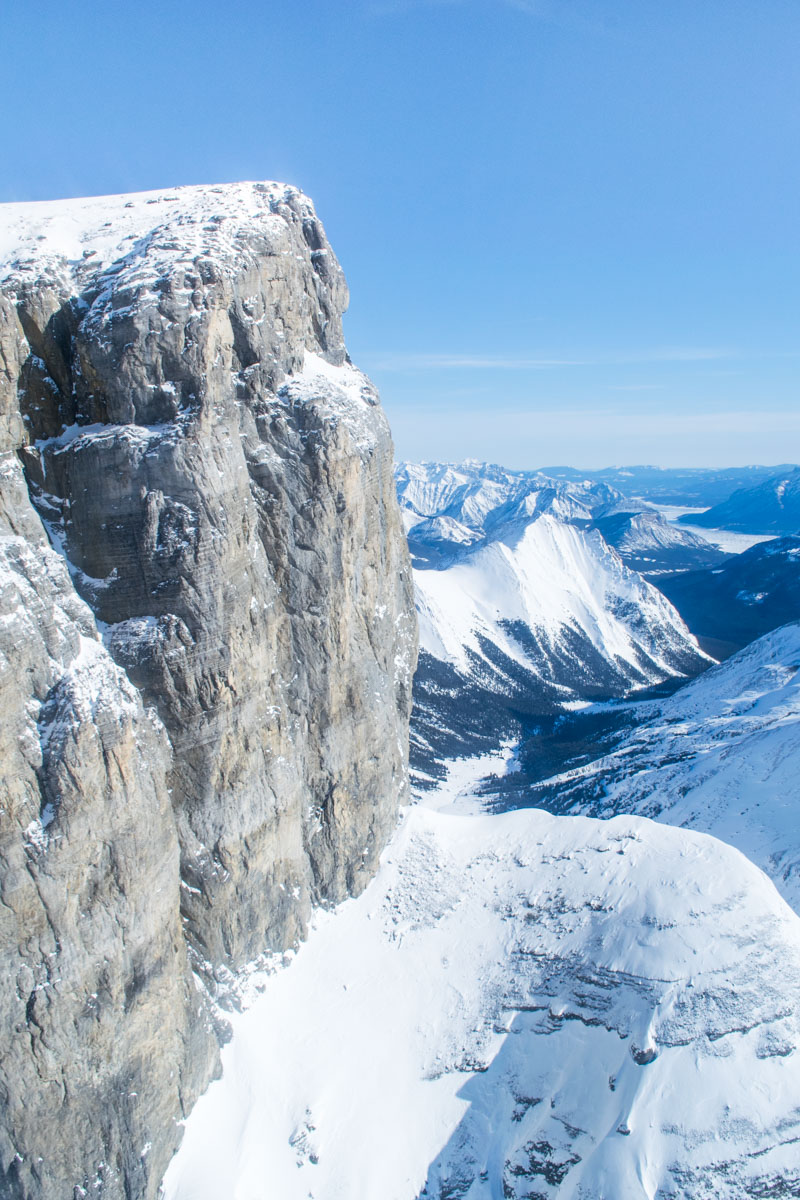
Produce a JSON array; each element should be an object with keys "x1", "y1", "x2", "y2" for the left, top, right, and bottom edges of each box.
[{"x1": 0, "y1": 183, "x2": 416, "y2": 1199}]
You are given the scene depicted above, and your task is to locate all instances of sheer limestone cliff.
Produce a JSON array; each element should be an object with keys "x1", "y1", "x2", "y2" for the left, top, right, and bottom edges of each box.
[{"x1": 0, "y1": 183, "x2": 417, "y2": 1199}]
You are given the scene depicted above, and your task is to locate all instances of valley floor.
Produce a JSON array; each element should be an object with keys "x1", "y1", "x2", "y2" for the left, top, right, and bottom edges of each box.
[{"x1": 163, "y1": 747, "x2": 800, "y2": 1200}]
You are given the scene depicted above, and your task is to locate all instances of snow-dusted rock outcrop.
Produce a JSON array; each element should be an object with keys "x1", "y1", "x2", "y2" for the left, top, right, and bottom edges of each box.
[
  {"x1": 0, "y1": 183, "x2": 416, "y2": 1199},
  {"x1": 0, "y1": 455, "x2": 216, "y2": 1200}
]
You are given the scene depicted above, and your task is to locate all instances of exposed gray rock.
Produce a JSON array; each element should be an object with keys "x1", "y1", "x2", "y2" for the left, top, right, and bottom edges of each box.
[
  {"x1": 0, "y1": 449, "x2": 218, "y2": 1200},
  {"x1": 0, "y1": 183, "x2": 416, "y2": 1198}
]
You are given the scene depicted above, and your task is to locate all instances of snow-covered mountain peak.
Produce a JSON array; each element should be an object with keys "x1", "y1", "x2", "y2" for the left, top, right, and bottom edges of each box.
[
  {"x1": 395, "y1": 460, "x2": 633, "y2": 569},
  {"x1": 414, "y1": 509, "x2": 706, "y2": 679},
  {"x1": 395, "y1": 459, "x2": 723, "y2": 577}
]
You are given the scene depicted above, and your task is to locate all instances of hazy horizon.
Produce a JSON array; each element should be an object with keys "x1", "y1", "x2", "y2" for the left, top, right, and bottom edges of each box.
[{"x1": 394, "y1": 456, "x2": 799, "y2": 472}]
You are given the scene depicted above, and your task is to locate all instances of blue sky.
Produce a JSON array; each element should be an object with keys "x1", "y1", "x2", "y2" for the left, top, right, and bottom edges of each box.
[{"x1": 2, "y1": 0, "x2": 798, "y2": 467}]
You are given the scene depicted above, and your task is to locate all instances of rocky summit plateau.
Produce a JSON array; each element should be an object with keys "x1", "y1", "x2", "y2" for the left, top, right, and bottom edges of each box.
[{"x1": 0, "y1": 182, "x2": 416, "y2": 1199}]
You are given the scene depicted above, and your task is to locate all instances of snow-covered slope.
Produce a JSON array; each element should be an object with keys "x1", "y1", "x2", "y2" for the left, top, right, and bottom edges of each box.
[
  {"x1": 398, "y1": 463, "x2": 597, "y2": 566},
  {"x1": 530, "y1": 622, "x2": 800, "y2": 912},
  {"x1": 0, "y1": 181, "x2": 311, "y2": 287},
  {"x1": 397, "y1": 460, "x2": 724, "y2": 575},
  {"x1": 397, "y1": 460, "x2": 624, "y2": 568},
  {"x1": 415, "y1": 513, "x2": 705, "y2": 685},
  {"x1": 401, "y1": 462, "x2": 710, "y2": 780},
  {"x1": 162, "y1": 792, "x2": 800, "y2": 1200}
]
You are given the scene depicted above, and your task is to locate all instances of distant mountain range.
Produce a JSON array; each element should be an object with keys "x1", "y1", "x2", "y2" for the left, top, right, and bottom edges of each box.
[
  {"x1": 678, "y1": 466, "x2": 800, "y2": 534},
  {"x1": 541, "y1": 463, "x2": 797, "y2": 507},
  {"x1": 591, "y1": 507, "x2": 725, "y2": 576},
  {"x1": 396, "y1": 460, "x2": 727, "y2": 575}
]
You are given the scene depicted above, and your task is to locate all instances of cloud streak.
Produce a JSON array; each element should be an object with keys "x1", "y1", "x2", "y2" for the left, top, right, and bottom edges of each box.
[
  {"x1": 363, "y1": 348, "x2": 735, "y2": 371},
  {"x1": 386, "y1": 405, "x2": 800, "y2": 469},
  {"x1": 365, "y1": 0, "x2": 548, "y2": 16}
]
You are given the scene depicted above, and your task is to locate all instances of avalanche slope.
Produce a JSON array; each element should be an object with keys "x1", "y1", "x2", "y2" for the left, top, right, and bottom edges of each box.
[
  {"x1": 162, "y1": 776, "x2": 800, "y2": 1200},
  {"x1": 528, "y1": 622, "x2": 800, "y2": 913},
  {"x1": 414, "y1": 514, "x2": 706, "y2": 686}
]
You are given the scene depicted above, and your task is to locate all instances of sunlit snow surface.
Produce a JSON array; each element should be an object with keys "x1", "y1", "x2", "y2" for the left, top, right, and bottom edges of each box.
[
  {"x1": 398, "y1": 463, "x2": 710, "y2": 723},
  {"x1": 413, "y1": 513, "x2": 700, "y2": 679},
  {"x1": 163, "y1": 754, "x2": 800, "y2": 1200},
  {"x1": 0, "y1": 181, "x2": 302, "y2": 286}
]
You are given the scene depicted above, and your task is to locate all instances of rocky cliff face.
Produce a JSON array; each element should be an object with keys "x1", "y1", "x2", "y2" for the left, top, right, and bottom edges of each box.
[{"x1": 0, "y1": 183, "x2": 416, "y2": 1199}]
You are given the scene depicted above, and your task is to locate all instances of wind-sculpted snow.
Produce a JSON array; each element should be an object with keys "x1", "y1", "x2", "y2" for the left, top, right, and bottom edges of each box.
[
  {"x1": 529, "y1": 622, "x2": 800, "y2": 913},
  {"x1": 163, "y1": 788, "x2": 800, "y2": 1200}
]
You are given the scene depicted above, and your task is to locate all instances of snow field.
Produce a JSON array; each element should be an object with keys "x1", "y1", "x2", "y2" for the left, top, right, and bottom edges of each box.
[
  {"x1": 162, "y1": 772, "x2": 800, "y2": 1200},
  {"x1": 0, "y1": 182, "x2": 303, "y2": 286}
]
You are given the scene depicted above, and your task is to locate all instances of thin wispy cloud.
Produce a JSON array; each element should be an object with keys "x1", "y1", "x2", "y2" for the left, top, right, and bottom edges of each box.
[
  {"x1": 367, "y1": 354, "x2": 584, "y2": 369},
  {"x1": 393, "y1": 407, "x2": 800, "y2": 432},
  {"x1": 363, "y1": 348, "x2": 735, "y2": 371},
  {"x1": 366, "y1": 0, "x2": 547, "y2": 16},
  {"x1": 365, "y1": 0, "x2": 619, "y2": 39},
  {"x1": 608, "y1": 384, "x2": 667, "y2": 392}
]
